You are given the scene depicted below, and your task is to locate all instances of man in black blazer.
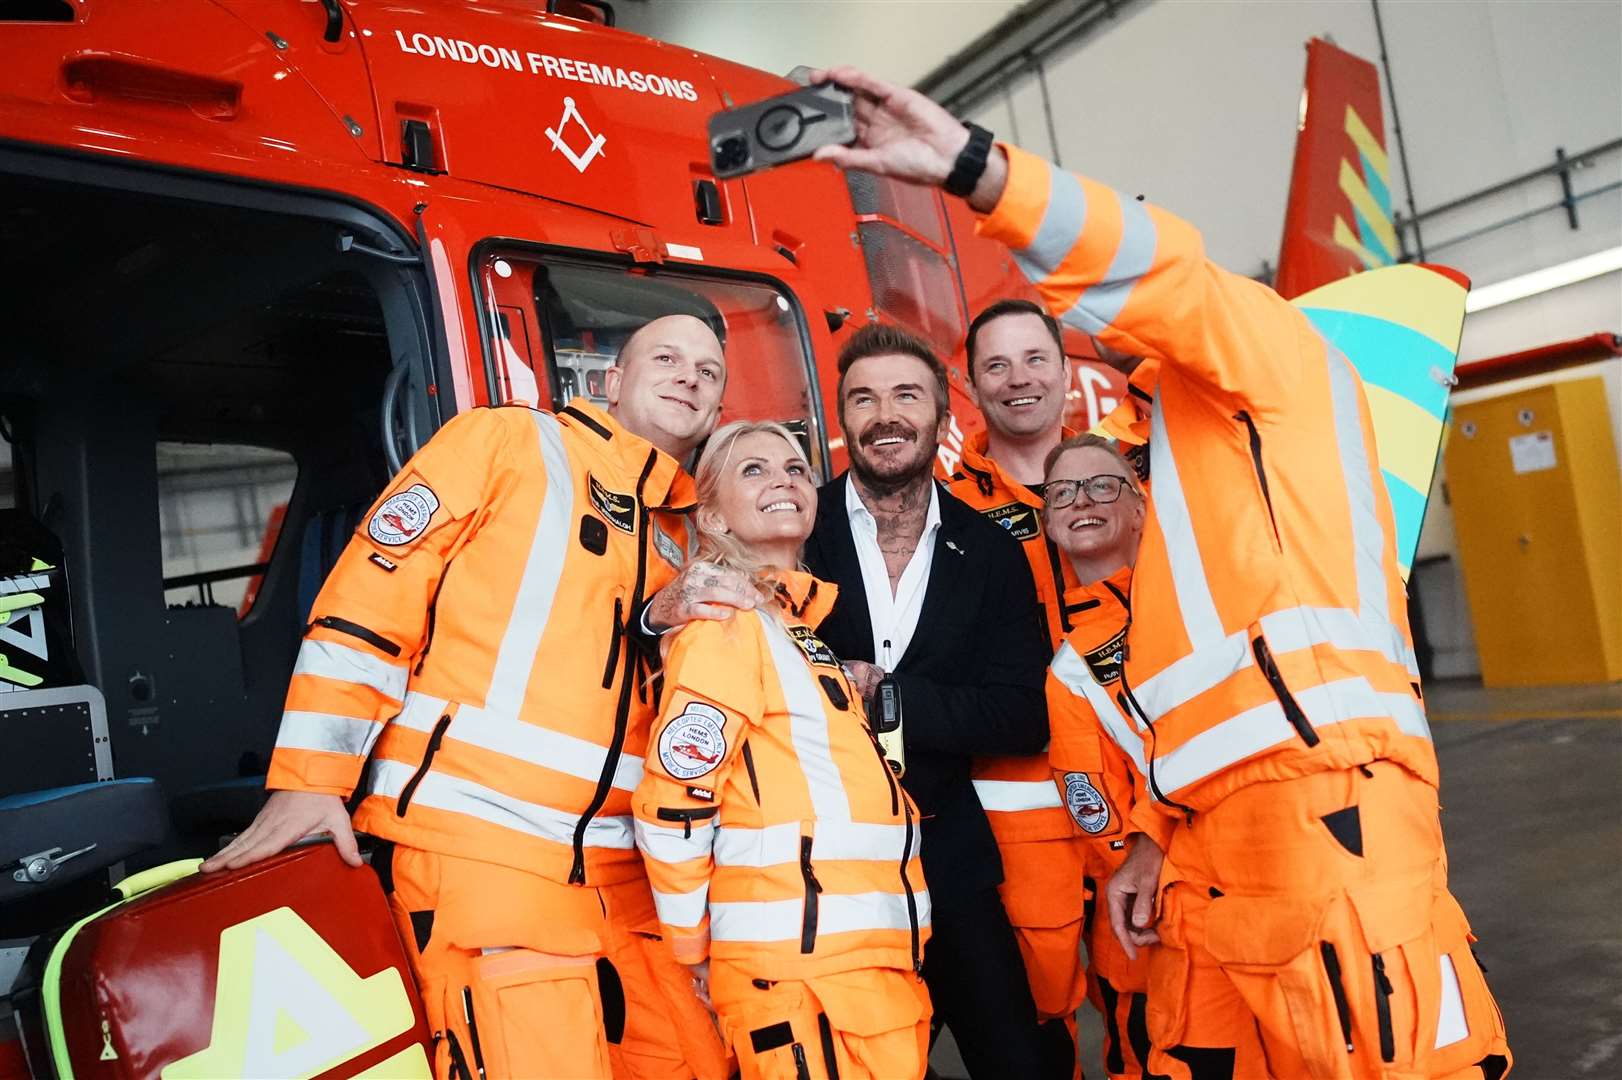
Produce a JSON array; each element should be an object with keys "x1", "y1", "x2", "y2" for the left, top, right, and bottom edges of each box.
[{"x1": 802, "y1": 323, "x2": 1056, "y2": 1079}]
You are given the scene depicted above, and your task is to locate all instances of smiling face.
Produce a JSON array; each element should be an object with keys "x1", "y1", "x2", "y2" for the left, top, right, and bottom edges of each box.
[
  {"x1": 1044, "y1": 445, "x2": 1145, "y2": 574},
  {"x1": 840, "y1": 352, "x2": 947, "y2": 492},
  {"x1": 969, "y1": 311, "x2": 1070, "y2": 440},
  {"x1": 698, "y1": 429, "x2": 817, "y2": 567},
  {"x1": 604, "y1": 314, "x2": 726, "y2": 458}
]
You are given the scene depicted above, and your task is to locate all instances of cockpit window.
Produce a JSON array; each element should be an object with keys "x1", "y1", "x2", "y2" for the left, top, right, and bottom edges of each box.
[{"x1": 480, "y1": 253, "x2": 825, "y2": 474}]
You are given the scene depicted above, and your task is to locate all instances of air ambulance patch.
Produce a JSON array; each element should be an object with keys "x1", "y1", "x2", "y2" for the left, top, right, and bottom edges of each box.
[
  {"x1": 659, "y1": 703, "x2": 728, "y2": 780},
  {"x1": 1085, "y1": 627, "x2": 1128, "y2": 686},
  {"x1": 788, "y1": 626, "x2": 838, "y2": 668},
  {"x1": 1064, "y1": 772, "x2": 1112, "y2": 834},
  {"x1": 368, "y1": 483, "x2": 440, "y2": 546},
  {"x1": 589, "y1": 475, "x2": 637, "y2": 534},
  {"x1": 980, "y1": 501, "x2": 1041, "y2": 541}
]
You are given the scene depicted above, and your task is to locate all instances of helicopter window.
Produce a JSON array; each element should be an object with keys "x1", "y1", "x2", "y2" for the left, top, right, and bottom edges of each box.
[{"x1": 479, "y1": 252, "x2": 825, "y2": 475}]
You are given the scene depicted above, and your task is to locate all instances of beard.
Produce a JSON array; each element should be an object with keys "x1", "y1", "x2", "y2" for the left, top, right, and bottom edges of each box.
[{"x1": 848, "y1": 420, "x2": 937, "y2": 497}]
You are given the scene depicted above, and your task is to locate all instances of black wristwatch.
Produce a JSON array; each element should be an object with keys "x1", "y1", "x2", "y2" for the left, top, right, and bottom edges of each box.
[{"x1": 943, "y1": 121, "x2": 994, "y2": 198}]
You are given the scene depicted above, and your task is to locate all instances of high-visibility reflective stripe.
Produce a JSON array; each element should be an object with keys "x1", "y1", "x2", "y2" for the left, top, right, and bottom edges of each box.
[
  {"x1": 484, "y1": 412, "x2": 573, "y2": 717},
  {"x1": 759, "y1": 612, "x2": 852, "y2": 823},
  {"x1": 368, "y1": 758, "x2": 634, "y2": 848},
  {"x1": 276, "y1": 710, "x2": 383, "y2": 758},
  {"x1": 1148, "y1": 390, "x2": 1227, "y2": 651},
  {"x1": 972, "y1": 779, "x2": 1065, "y2": 813},
  {"x1": 1050, "y1": 642, "x2": 1149, "y2": 777},
  {"x1": 1062, "y1": 189, "x2": 1159, "y2": 333},
  {"x1": 651, "y1": 883, "x2": 710, "y2": 929},
  {"x1": 1130, "y1": 603, "x2": 1421, "y2": 722},
  {"x1": 713, "y1": 820, "x2": 917, "y2": 868},
  {"x1": 1151, "y1": 676, "x2": 1430, "y2": 797},
  {"x1": 710, "y1": 889, "x2": 931, "y2": 943},
  {"x1": 1325, "y1": 345, "x2": 1394, "y2": 629},
  {"x1": 394, "y1": 691, "x2": 641, "y2": 791},
  {"x1": 634, "y1": 817, "x2": 717, "y2": 867},
  {"x1": 293, "y1": 639, "x2": 409, "y2": 702},
  {"x1": 1012, "y1": 160, "x2": 1088, "y2": 283}
]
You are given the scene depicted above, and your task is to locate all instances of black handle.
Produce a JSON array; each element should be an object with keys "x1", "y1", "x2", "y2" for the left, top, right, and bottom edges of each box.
[
  {"x1": 546, "y1": 0, "x2": 616, "y2": 27},
  {"x1": 320, "y1": 0, "x2": 342, "y2": 42}
]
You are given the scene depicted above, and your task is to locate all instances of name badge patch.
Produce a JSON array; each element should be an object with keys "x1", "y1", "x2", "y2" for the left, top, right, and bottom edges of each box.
[
  {"x1": 981, "y1": 501, "x2": 1041, "y2": 541},
  {"x1": 1085, "y1": 627, "x2": 1128, "y2": 686},
  {"x1": 368, "y1": 483, "x2": 440, "y2": 546},
  {"x1": 1064, "y1": 772, "x2": 1112, "y2": 834},
  {"x1": 788, "y1": 625, "x2": 838, "y2": 668},
  {"x1": 658, "y1": 703, "x2": 727, "y2": 780},
  {"x1": 589, "y1": 474, "x2": 637, "y2": 534}
]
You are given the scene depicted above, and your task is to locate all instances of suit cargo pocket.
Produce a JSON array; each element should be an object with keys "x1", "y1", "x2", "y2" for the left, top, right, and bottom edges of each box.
[
  {"x1": 1204, "y1": 891, "x2": 1345, "y2": 1078},
  {"x1": 1144, "y1": 883, "x2": 1193, "y2": 1050},
  {"x1": 1421, "y1": 891, "x2": 1509, "y2": 1075},
  {"x1": 1345, "y1": 877, "x2": 1440, "y2": 1070},
  {"x1": 726, "y1": 982, "x2": 821, "y2": 1080},
  {"x1": 462, "y1": 949, "x2": 611, "y2": 1079}
]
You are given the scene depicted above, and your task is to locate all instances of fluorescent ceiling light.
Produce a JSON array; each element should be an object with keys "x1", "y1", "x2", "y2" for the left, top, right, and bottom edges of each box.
[{"x1": 1466, "y1": 245, "x2": 1622, "y2": 313}]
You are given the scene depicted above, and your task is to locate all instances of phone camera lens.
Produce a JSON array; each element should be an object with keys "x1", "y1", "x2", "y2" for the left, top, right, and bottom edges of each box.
[{"x1": 713, "y1": 134, "x2": 749, "y2": 171}]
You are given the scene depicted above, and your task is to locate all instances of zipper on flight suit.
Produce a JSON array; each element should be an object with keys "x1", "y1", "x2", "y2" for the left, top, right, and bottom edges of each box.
[
  {"x1": 861, "y1": 723, "x2": 920, "y2": 972},
  {"x1": 571, "y1": 451, "x2": 660, "y2": 885},
  {"x1": 1251, "y1": 635, "x2": 1321, "y2": 748},
  {"x1": 1320, "y1": 942, "x2": 1355, "y2": 1053},
  {"x1": 1234, "y1": 410, "x2": 1282, "y2": 550},
  {"x1": 741, "y1": 741, "x2": 762, "y2": 803},
  {"x1": 308, "y1": 615, "x2": 402, "y2": 657},
  {"x1": 1372, "y1": 953, "x2": 1397, "y2": 1062},
  {"x1": 396, "y1": 714, "x2": 452, "y2": 816},
  {"x1": 656, "y1": 805, "x2": 718, "y2": 839},
  {"x1": 799, "y1": 835, "x2": 822, "y2": 953},
  {"x1": 415, "y1": 563, "x2": 453, "y2": 675},
  {"x1": 600, "y1": 597, "x2": 624, "y2": 688},
  {"x1": 1107, "y1": 580, "x2": 1199, "y2": 823}
]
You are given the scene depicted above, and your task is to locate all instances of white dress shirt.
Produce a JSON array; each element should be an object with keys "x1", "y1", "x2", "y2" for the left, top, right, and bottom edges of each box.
[{"x1": 845, "y1": 477, "x2": 942, "y2": 669}]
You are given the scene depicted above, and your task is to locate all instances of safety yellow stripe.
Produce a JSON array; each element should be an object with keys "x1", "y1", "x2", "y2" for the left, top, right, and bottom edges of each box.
[
  {"x1": 1343, "y1": 104, "x2": 1391, "y2": 182},
  {"x1": 1338, "y1": 159, "x2": 1399, "y2": 258},
  {"x1": 1291, "y1": 264, "x2": 1469, "y2": 355},
  {"x1": 1363, "y1": 383, "x2": 1443, "y2": 497}
]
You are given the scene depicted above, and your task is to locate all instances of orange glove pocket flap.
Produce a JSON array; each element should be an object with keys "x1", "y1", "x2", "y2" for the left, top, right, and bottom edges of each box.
[
  {"x1": 1203, "y1": 893, "x2": 1328, "y2": 968},
  {"x1": 460, "y1": 949, "x2": 611, "y2": 1079},
  {"x1": 812, "y1": 970, "x2": 926, "y2": 1039},
  {"x1": 1346, "y1": 878, "x2": 1432, "y2": 955}
]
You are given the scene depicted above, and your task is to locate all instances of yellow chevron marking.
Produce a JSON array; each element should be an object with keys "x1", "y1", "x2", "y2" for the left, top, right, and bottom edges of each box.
[
  {"x1": 1343, "y1": 105, "x2": 1390, "y2": 182},
  {"x1": 1332, "y1": 216, "x2": 1382, "y2": 270},
  {"x1": 1338, "y1": 159, "x2": 1399, "y2": 260},
  {"x1": 1293, "y1": 264, "x2": 1470, "y2": 355},
  {"x1": 1364, "y1": 383, "x2": 1443, "y2": 496}
]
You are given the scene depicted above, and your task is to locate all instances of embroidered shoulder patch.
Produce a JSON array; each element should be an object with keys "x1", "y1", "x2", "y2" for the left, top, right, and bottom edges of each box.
[
  {"x1": 1084, "y1": 626, "x2": 1128, "y2": 686},
  {"x1": 368, "y1": 483, "x2": 440, "y2": 547},
  {"x1": 651, "y1": 522, "x2": 685, "y2": 570},
  {"x1": 788, "y1": 625, "x2": 838, "y2": 668},
  {"x1": 1064, "y1": 772, "x2": 1112, "y2": 834},
  {"x1": 980, "y1": 501, "x2": 1041, "y2": 541},
  {"x1": 589, "y1": 474, "x2": 637, "y2": 534},
  {"x1": 658, "y1": 703, "x2": 728, "y2": 780}
]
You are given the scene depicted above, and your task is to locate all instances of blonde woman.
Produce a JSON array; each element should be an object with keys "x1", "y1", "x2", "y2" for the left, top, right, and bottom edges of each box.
[{"x1": 633, "y1": 421, "x2": 932, "y2": 1080}]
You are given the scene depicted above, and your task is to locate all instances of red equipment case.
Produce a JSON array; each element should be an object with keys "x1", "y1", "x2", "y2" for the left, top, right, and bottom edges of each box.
[{"x1": 32, "y1": 844, "x2": 431, "y2": 1080}]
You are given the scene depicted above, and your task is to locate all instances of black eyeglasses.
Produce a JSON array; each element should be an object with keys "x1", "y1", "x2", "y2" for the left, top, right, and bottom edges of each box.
[{"x1": 1044, "y1": 474, "x2": 1133, "y2": 508}]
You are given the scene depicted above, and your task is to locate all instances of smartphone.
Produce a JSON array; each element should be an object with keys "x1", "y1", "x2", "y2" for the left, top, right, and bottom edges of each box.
[
  {"x1": 872, "y1": 675, "x2": 905, "y2": 778},
  {"x1": 708, "y1": 82, "x2": 856, "y2": 180}
]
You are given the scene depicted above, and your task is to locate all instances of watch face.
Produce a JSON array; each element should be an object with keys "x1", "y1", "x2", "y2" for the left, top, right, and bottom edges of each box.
[{"x1": 755, "y1": 105, "x2": 804, "y2": 152}]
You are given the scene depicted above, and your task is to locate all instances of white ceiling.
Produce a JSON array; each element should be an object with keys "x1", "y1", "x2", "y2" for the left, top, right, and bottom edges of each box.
[{"x1": 618, "y1": 0, "x2": 1027, "y2": 86}]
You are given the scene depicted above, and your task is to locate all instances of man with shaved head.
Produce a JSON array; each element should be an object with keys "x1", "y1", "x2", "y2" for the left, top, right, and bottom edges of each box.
[{"x1": 205, "y1": 313, "x2": 747, "y2": 1079}]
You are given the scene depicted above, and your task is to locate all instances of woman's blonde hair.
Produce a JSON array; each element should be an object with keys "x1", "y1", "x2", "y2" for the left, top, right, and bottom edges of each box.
[{"x1": 692, "y1": 420, "x2": 813, "y2": 606}]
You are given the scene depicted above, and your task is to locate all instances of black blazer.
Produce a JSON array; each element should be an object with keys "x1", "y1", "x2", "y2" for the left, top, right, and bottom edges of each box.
[{"x1": 802, "y1": 474, "x2": 1049, "y2": 909}]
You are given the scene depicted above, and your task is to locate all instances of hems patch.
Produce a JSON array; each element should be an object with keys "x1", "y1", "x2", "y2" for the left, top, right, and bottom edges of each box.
[
  {"x1": 368, "y1": 483, "x2": 440, "y2": 546},
  {"x1": 788, "y1": 625, "x2": 838, "y2": 668},
  {"x1": 981, "y1": 501, "x2": 1041, "y2": 541},
  {"x1": 658, "y1": 703, "x2": 728, "y2": 780},
  {"x1": 1085, "y1": 626, "x2": 1128, "y2": 686},
  {"x1": 588, "y1": 475, "x2": 637, "y2": 534},
  {"x1": 1063, "y1": 772, "x2": 1112, "y2": 834}
]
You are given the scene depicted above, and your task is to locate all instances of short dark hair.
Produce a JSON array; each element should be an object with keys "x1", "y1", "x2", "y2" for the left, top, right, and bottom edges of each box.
[
  {"x1": 1043, "y1": 432, "x2": 1143, "y2": 496},
  {"x1": 965, "y1": 299, "x2": 1063, "y2": 378},
  {"x1": 836, "y1": 323, "x2": 950, "y2": 421}
]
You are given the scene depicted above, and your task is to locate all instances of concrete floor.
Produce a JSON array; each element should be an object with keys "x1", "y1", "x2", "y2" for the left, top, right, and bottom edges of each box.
[{"x1": 931, "y1": 679, "x2": 1622, "y2": 1079}]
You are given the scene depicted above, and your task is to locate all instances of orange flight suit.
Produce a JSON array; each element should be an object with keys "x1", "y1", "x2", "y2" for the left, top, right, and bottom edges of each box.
[
  {"x1": 267, "y1": 400, "x2": 726, "y2": 1080},
  {"x1": 981, "y1": 145, "x2": 1511, "y2": 1078},
  {"x1": 948, "y1": 434, "x2": 1090, "y2": 1068},
  {"x1": 1047, "y1": 568, "x2": 1153, "y2": 1080},
  {"x1": 634, "y1": 572, "x2": 932, "y2": 1080}
]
